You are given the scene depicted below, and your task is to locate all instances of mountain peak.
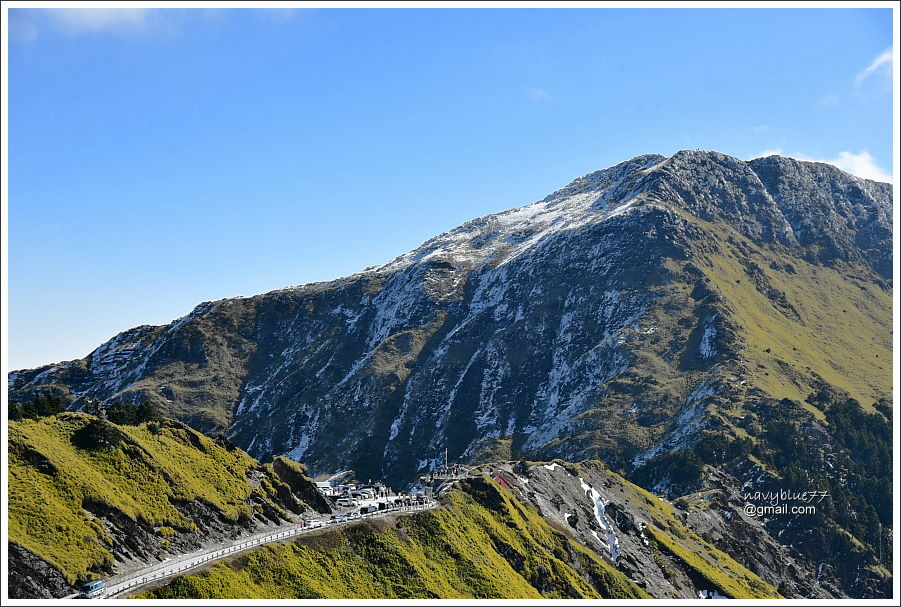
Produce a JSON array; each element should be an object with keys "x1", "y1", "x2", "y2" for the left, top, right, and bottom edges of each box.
[
  {"x1": 379, "y1": 154, "x2": 666, "y2": 274},
  {"x1": 542, "y1": 153, "x2": 666, "y2": 203}
]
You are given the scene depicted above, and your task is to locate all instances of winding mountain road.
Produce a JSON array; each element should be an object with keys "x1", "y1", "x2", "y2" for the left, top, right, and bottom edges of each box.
[{"x1": 93, "y1": 499, "x2": 437, "y2": 598}]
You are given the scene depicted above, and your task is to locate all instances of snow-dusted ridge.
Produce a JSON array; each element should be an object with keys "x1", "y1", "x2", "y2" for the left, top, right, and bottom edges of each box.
[
  {"x1": 227, "y1": 149, "x2": 887, "y2": 299},
  {"x1": 374, "y1": 154, "x2": 667, "y2": 275},
  {"x1": 8, "y1": 149, "x2": 890, "y2": 601},
  {"x1": 7, "y1": 149, "x2": 891, "y2": 518}
]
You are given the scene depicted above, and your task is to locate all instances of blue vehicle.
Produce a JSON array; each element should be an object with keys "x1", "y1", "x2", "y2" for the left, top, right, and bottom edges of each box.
[{"x1": 81, "y1": 579, "x2": 105, "y2": 597}]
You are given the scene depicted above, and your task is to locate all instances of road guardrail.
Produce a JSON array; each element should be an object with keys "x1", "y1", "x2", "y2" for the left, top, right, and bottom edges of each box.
[{"x1": 100, "y1": 501, "x2": 436, "y2": 598}]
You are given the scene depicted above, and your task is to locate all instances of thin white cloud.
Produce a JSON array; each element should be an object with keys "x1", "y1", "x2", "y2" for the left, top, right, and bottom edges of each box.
[
  {"x1": 9, "y1": 10, "x2": 40, "y2": 43},
  {"x1": 752, "y1": 148, "x2": 784, "y2": 159},
  {"x1": 261, "y1": 8, "x2": 302, "y2": 22},
  {"x1": 45, "y1": 8, "x2": 154, "y2": 33},
  {"x1": 817, "y1": 93, "x2": 840, "y2": 107},
  {"x1": 528, "y1": 88, "x2": 551, "y2": 102},
  {"x1": 46, "y1": 8, "x2": 152, "y2": 34},
  {"x1": 751, "y1": 148, "x2": 892, "y2": 183},
  {"x1": 10, "y1": 8, "x2": 297, "y2": 43},
  {"x1": 854, "y1": 48, "x2": 893, "y2": 87},
  {"x1": 820, "y1": 150, "x2": 892, "y2": 183},
  {"x1": 7, "y1": 8, "x2": 176, "y2": 41}
]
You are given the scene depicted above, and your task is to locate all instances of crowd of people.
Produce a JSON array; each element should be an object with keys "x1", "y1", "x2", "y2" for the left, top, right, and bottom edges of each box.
[{"x1": 429, "y1": 463, "x2": 465, "y2": 481}]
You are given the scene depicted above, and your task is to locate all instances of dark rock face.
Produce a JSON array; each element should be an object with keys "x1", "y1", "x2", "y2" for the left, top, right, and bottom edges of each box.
[
  {"x1": 7, "y1": 543, "x2": 72, "y2": 599},
  {"x1": 271, "y1": 456, "x2": 332, "y2": 514},
  {"x1": 482, "y1": 460, "x2": 845, "y2": 599},
  {"x1": 648, "y1": 151, "x2": 799, "y2": 246},
  {"x1": 749, "y1": 155, "x2": 893, "y2": 278}
]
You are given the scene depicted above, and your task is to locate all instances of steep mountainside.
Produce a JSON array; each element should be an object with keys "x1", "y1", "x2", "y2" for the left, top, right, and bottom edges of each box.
[
  {"x1": 7, "y1": 413, "x2": 328, "y2": 599},
  {"x1": 10, "y1": 151, "x2": 890, "y2": 478},
  {"x1": 8, "y1": 151, "x2": 893, "y2": 596},
  {"x1": 138, "y1": 473, "x2": 776, "y2": 600},
  {"x1": 477, "y1": 460, "x2": 880, "y2": 598}
]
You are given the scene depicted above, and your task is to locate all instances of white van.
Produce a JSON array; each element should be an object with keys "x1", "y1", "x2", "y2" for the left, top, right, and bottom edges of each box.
[{"x1": 336, "y1": 497, "x2": 359, "y2": 507}]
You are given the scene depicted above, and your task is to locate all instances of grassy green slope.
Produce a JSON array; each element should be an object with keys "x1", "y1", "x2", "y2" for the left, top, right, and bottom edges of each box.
[
  {"x1": 141, "y1": 476, "x2": 650, "y2": 599},
  {"x1": 686, "y1": 213, "x2": 891, "y2": 409},
  {"x1": 8, "y1": 413, "x2": 301, "y2": 584}
]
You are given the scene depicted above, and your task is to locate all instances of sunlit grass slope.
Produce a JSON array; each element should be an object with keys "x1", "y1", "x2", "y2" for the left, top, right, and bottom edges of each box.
[
  {"x1": 687, "y1": 213, "x2": 891, "y2": 409},
  {"x1": 141, "y1": 476, "x2": 649, "y2": 599},
  {"x1": 8, "y1": 413, "x2": 298, "y2": 583}
]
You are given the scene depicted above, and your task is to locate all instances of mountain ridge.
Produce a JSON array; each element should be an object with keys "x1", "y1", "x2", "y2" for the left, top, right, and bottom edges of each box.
[
  {"x1": 7, "y1": 411, "x2": 330, "y2": 598},
  {"x1": 8, "y1": 149, "x2": 890, "y2": 378},
  {"x1": 8, "y1": 149, "x2": 893, "y2": 597},
  {"x1": 9, "y1": 150, "x2": 891, "y2": 466}
]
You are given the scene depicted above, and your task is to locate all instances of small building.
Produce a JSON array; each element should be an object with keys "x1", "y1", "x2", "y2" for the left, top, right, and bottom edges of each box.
[{"x1": 493, "y1": 475, "x2": 512, "y2": 490}]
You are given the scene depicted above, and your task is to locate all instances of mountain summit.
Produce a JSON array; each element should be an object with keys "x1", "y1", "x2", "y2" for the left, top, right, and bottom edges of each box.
[{"x1": 10, "y1": 150, "x2": 891, "y2": 485}]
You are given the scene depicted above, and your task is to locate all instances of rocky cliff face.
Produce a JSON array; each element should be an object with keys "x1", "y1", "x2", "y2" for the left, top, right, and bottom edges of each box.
[{"x1": 477, "y1": 460, "x2": 864, "y2": 599}]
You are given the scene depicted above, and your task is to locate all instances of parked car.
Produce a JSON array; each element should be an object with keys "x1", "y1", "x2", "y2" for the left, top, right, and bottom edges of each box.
[
  {"x1": 330, "y1": 514, "x2": 347, "y2": 522},
  {"x1": 336, "y1": 497, "x2": 359, "y2": 507},
  {"x1": 360, "y1": 505, "x2": 378, "y2": 515}
]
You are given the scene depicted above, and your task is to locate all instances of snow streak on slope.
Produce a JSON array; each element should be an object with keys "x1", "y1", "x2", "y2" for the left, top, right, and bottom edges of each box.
[
  {"x1": 631, "y1": 379, "x2": 719, "y2": 467},
  {"x1": 579, "y1": 477, "x2": 621, "y2": 562}
]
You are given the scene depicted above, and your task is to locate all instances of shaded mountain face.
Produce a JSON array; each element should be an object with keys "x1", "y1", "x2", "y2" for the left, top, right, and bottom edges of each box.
[{"x1": 10, "y1": 150, "x2": 891, "y2": 488}]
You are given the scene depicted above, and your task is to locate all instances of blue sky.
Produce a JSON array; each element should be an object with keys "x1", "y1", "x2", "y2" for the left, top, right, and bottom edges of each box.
[{"x1": 4, "y1": 6, "x2": 895, "y2": 370}]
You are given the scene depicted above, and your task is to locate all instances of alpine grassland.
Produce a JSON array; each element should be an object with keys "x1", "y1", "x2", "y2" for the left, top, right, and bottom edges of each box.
[{"x1": 8, "y1": 412, "x2": 303, "y2": 584}]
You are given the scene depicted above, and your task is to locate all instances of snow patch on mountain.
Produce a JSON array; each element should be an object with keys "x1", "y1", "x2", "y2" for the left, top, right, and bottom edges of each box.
[
  {"x1": 376, "y1": 162, "x2": 658, "y2": 277},
  {"x1": 699, "y1": 315, "x2": 718, "y2": 359},
  {"x1": 579, "y1": 477, "x2": 621, "y2": 562},
  {"x1": 632, "y1": 378, "x2": 719, "y2": 467}
]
